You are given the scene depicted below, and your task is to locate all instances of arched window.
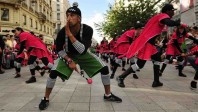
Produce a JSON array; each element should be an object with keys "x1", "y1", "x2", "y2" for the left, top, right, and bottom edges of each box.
[{"x1": 1, "y1": 8, "x2": 9, "y2": 21}]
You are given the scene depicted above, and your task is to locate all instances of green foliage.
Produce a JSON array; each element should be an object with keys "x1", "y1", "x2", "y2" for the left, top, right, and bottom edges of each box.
[{"x1": 95, "y1": 0, "x2": 165, "y2": 38}]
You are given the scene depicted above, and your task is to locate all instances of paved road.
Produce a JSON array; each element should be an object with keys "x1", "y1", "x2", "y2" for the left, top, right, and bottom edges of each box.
[{"x1": 0, "y1": 61, "x2": 197, "y2": 112}]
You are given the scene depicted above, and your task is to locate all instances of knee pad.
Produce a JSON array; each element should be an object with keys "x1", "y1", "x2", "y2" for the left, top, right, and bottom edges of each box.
[
  {"x1": 33, "y1": 62, "x2": 37, "y2": 67},
  {"x1": 130, "y1": 57, "x2": 135, "y2": 64},
  {"x1": 115, "y1": 58, "x2": 122, "y2": 66},
  {"x1": 101, "y1": 74, "x2": 110, "y2": 85},
  {"x1": 131, "y1": 64, "x2": 139, "y2": 71},
  {"x1": 29, "y1": 64, "x2": 35, "y2": 69},
  {"x1": 154, "y1": 61, "x2": 161, "y2": 65},
  {"x1": 122, "y1": 57, "x2": 126, "y2": 61},
  {"x1": 14, "y1": 61, "x2": 21, "y2": 68},
  {"x1": 178, "y1": 61, "x2": 184, "y2": 65},
  {"x1": 47, "y1": 63, "x2": 53, "y2": 69},
  {"x1": 164, "y1": 59, "x2": 169, "y2": 64},
  {"x1": 100, "y1": 66, "x2": 109, "y2": 75},
  {"x1": 46, "y1": 77, "x2": 56, "y2": 88}
]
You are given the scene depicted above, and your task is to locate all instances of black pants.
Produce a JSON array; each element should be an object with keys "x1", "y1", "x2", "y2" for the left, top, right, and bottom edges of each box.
[{"x1": 28, "y1": 56, "x2": 49, "y2": 76}]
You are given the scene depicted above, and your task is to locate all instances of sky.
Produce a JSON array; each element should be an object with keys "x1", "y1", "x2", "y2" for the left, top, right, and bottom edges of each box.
[{"x1": 68, "y1": 0, "x2": 114, "y2": 43}]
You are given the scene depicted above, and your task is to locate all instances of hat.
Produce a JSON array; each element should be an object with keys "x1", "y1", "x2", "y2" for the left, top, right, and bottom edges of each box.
[
  {"x1": 66, "y1": 2, "x2": 81, "y2": 17},
  {"x1": 161, "y1": 4, "x2": 176, "y2": 13}
]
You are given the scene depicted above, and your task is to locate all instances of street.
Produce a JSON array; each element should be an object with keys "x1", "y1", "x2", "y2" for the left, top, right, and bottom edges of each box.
[{"x1": 0, "y1": 61, "x2": 197, "y2": 112}]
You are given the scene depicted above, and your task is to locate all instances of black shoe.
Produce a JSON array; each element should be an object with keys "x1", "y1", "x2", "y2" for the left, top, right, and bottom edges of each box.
[
  {"x1": 0, "y1": 70, "x2": 5, "y2": 74},
  {"x1": 39, "y1": 97, "x2": 49, "y2": 110},
  {"x1": 40, "y1": 69, "x2": 45, "y2": 76},
  {"x1": 133, "y1": 74, "x2": 138, "y2": 79},
  {"x1": 179, "y1": 73, "x2": 187, "y2": 77},
  {"x1": 14, "y1": 74, "x2": 21, "y2": 78},
  {"x1": 104, "y1": 93, "x2": 122, "y2": 103},
  {"x1": 26, "y1": 77, "x2": 36, "y2": 83},
  {"x1": 116, "y1": 77, "x2": 125, "y2": 87},
  {"x1": 190, "y1": 81, "x2": 197, "y2": 90},
  {"x1": 122, "y1": 68, "x2": 126, "y2": 71},
  {"x1": 136, "y1": 69, "x2": 140, "y2": 72},
  {"x1": 110, "y1": 74, "x2": 114, "y2": 79},
  {"x1": 152, "y1": 81, "x2": 163, "y2": 87}
]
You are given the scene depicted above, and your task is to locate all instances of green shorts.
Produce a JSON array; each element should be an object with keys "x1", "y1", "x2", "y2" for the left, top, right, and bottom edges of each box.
[{"x1": 51, "y1": 51, "x2": 106, "y2": 80}]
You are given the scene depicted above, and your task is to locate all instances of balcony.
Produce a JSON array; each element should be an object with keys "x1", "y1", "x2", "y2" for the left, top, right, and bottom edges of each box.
[{"x1": 38, "y1": 12, "x2": 46, "y2": 23}]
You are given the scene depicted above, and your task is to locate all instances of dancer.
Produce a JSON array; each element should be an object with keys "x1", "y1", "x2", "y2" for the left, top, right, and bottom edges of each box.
[
  {"x1": 182, "y1": 44, "x2": 198, "y2": 89},
  {"x1": 160, "y1": 25, "x2": 198, "y2": 77},
  {"x1": 12, "y1": 27, "x2": 53, "y2": 83},
  {"x1": 39, "y1": 3, "x2": 122, "y2": 110},
  {"x1": 117, "y1": 4, "x2": 181, "y2": 88}
]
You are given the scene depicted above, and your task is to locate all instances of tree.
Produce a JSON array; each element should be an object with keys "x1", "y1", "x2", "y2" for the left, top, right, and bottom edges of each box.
[{"x1": 95, "y1": 0, "x2": 166, "y2": 39}]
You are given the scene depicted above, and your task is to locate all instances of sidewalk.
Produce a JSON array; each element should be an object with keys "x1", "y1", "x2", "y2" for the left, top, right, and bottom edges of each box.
[{"x1": 0, "y1": 61, "x2": 197, "y2": 112}]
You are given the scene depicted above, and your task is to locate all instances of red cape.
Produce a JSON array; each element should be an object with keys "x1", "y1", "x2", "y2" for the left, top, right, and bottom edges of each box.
[{"x1": 125, "y1": 13, "x2": 170, "y2": 59}]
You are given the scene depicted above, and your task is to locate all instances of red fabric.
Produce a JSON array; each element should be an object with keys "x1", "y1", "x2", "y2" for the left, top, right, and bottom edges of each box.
[
  {"x1": 166, "y1": 32, "x2": 188, "y2": 56},
  {"x1": 109, "y1": 39, "x2": 116, "y2": 52},
  {"x1": 99, "y1": 40, "x2": 109, "y2": 53},
  {"x1": 125, "y1": 13, "x2": 170, "y2": 59},
  {"x1": 137, "y1": 43, "x2": 158, "y2": 60},
  {"x1": 115, "y1": 30, "x2": 136, "y2": 55},
  {"x1": 19, "y1": 32, "x2": 53, "y2": 63}
]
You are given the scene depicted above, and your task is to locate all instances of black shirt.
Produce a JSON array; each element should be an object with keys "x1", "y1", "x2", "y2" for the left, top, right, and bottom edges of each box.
[{"x1": 56, "y1": 24, "x2": 93, "y2": 55}]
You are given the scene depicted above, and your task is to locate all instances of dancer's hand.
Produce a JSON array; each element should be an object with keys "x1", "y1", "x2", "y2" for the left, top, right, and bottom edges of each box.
[
  {"x1": 181, "y1": 53, "x2": 186, "y2": 57},
  {"x1": 65, "y1": 19, "x2": 73, "y2": 37},
  {"x1": 68, "y1": 61, "x2": 77, "y2": 71}
]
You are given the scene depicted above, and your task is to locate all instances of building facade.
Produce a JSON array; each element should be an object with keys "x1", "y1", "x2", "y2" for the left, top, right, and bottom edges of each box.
[
  {"x1": 0, "y1": 0, "x2": 58, "y2": 44},
  {"x1": 170, "y1": 0, "x2": 198, "y2": 27},
  {"x1": 52, "y1": 0, "x2": 70, "y2": 39}
]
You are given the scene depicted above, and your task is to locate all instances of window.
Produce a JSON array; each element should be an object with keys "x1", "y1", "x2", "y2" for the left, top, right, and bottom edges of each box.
[
  {"x1": 44, "y1": 25, "x2": 46, "y2": 32},
  {"x1": 23, "y1": 15, "x2": 26, "y2": 25},
  {"x1": 35, "y1": 21, "x2": 38, "y2": 29},
  {"x1": 57, "y1": 4, "x2": 60, "y2": 11},
  {"x1": 1, "y1": 8, "x2": 9, "y2": 21},
  {"x1": 40, "y1": 23, "x2": 42, "y2": 31},
  {"x1": 57, "y1": 23, "x2": 61, "y2": 31},
  {"x1": 57, "y1": 0, "x2": 59, "y2": 2},
  {"x1": 57, "y1": 13, "x2": 60, "y2": 20},
  {"x1": 30, "y1": 18, "x2": 33, "y2": 27}
]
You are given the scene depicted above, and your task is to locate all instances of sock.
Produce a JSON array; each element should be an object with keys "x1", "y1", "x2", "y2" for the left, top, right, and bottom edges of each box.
[{"x1": 105, "y1": 93, "x2": 111, "y2": 97}]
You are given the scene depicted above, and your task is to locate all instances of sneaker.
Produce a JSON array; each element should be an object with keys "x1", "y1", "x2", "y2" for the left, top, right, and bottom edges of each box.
[
  {"x1": 104, "y1": 93, "x2": 122, "y2": 103},
  {"x1": 0, "y1": 70, "x2": 5, "y2": 74},
  {"x1": 39, "y1": 97, "x2": 49, "y2": 110},
  {"x1": 152, "y1": 81, "x2": 163, "y2": 87},
  {"x1": 133, "y1": 74, "x2": 138, "y2": 79},
  {"x1": 116, "y1": 77, "x2": 125, "y2": 88},
  {"x1": 179, "y1": 73, "x2": 187, "y2": 77},
  {"x1": 122, "y1": 68, "x2": 126, "y2": 71},
  {"x1": 26, "y1": 77, "x2": 36, "y2": 83},
  {"x1": 14, "y1": 74, "x2": 21, "y2": 78},
  {"x1": 190, "y1": 81, "x2": 197, "y2": 90}
]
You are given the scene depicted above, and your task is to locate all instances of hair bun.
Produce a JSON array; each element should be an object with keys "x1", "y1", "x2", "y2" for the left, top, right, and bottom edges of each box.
[{"x1": 73, "y1": 2, "x2": 78, "y2": 7}]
